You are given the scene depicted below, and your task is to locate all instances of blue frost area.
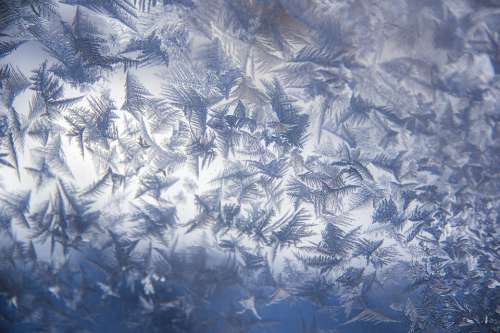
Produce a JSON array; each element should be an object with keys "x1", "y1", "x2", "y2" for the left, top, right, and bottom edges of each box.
[{"x1": 0, "y1": 0, "x2": 499, "y2": 332}]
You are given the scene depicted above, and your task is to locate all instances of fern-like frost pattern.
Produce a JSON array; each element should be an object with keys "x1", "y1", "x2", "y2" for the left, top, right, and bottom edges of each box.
[{"x1": 0, "y1": 0, "x2": 499, "y2": 332}]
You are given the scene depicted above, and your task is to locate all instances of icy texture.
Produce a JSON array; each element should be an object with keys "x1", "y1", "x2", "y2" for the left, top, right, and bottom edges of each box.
[{"x1": 0, "y1": 0, "x2": 499, "y2": 332}]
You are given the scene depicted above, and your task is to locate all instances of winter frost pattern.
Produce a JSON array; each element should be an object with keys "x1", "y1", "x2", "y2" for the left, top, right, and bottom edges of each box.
[{"x1": 0, "y1": 0, "x2": 499, "y2": 332}]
